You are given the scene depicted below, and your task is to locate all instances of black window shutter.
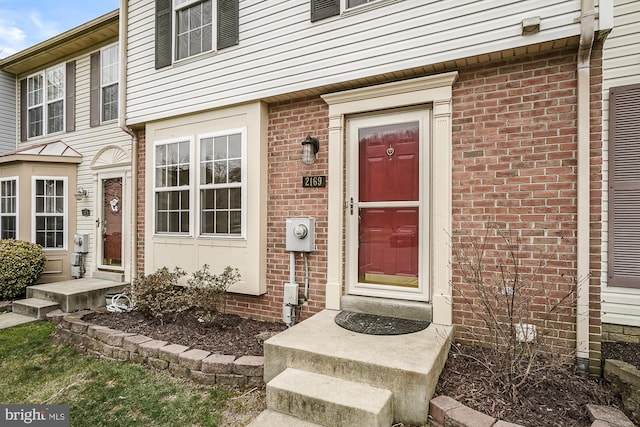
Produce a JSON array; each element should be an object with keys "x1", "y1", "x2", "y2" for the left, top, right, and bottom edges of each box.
[
  {"x1": 90, "y1": 52, "x2": 101, "y2": 127},
  {"x1": 155, "y1": 0, "x2": 172, "y2": 69},
  {"x1": 65, "y1": 61, "x2": 76, "y2": 132},
  {"x1": 218, "y1": 0, "x2": 239, "y2": 50},
  {"x1": 608, "y1": 83, "x2": 640, "y2": 289},
  {"x1": 20, "y1": 79, "x2": 27, "y2": 142},
  {"x1": 311, "y1": 0, "x2": 340, "y2": 22}
]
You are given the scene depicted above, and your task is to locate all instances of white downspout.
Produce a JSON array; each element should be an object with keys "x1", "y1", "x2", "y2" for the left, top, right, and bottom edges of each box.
[
  {"x1": 576, "y1": 0, "x2": 595, "y2": 374},
  {"x1": 118, "y1": 0, "x2": 139, "y2": 281}
]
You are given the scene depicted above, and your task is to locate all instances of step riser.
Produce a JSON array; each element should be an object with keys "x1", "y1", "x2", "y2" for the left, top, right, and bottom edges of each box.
[
  {"x1": 266, "y1": 369, "x2": 393, "y2": 427},
  {"x1": 263, "y1": 310, "x2": 453, "y2": 424},
  {"x1": 12, "y1": 301, "x2": 60, "y2": 320},
  {"x1": 340, "y1": 295, "x2": 433, "y2": 322},
  {"x1": 27, "y1": 285, "x2": 126, "y2": 312}
]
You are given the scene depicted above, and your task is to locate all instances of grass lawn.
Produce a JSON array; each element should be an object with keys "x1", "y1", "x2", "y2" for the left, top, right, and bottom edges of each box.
[{"x1": 0, "y1": 321, "x2": 241, "y2": 426}]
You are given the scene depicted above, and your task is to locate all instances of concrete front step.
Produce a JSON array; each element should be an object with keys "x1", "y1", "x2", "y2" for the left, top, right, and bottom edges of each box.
[
  {"x1": 27, "y1": 278, "x2": 128, "y2": 312},
  {"x1": 264, "y1": 309, "x2": 453, "y2": 425},
  {"x1": 266, "y1": 368, "x2": 393, "y2": 427},
  {"x1": 0, "y1": 312, "x2": 38, "y2": 329},
  {"x1": 248, "y1": 410, "x2": 323, "y2": 427},
  {"x1": 12, "y1": 298, "x2": 60, "y2": 319}
]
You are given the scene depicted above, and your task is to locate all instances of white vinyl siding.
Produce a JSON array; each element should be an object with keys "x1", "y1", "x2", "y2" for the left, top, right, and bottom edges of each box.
[
  {"x1": 602, "y1": 0, "x2": 640, "y2": 327},
  {"x1": 126, "y1": 0, "x2": 594, "y2": 125},
  {"x1": 0, "y1": 71, "x2": 16, "y2": 153}
]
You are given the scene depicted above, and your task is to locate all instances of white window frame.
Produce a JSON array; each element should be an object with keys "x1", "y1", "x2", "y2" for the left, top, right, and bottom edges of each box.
[
  {"x1": 197, "y1": 128, "x2": 247, "y2": 239},
  {"x1": 173, "y1": 0, "x2": 215, "y2": 62},
  {"x1": 32, "y1": 177, "x2": 67, "y2": 250},
  {"x1": 0, "y1": 177, "x2": 19, "y2": 240},
  {"x1": 26, "y1": 65, "x2": 65, "y2": 138},
  {"x1": 153, "y1": 137, "x2": 194, "y2": 236},
  {"x1": 100, "y1": 43, "x2": 119, "y2": 123}
]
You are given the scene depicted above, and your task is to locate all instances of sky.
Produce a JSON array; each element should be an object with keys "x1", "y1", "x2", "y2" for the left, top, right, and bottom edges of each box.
[{"x1": 0, "y1": 0, "x2": 120, "y2": 59}]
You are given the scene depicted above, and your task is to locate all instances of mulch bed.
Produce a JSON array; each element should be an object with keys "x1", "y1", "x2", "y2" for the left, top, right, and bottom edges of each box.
[
  {"x1": 84, "y1": 309, "x2": 639, "y2": 426},
  {"x1": 434, "y1": 342, "x2": 640, "y2": 427},
  {"x1": 83, "y1": 309, "x2": 286, "y2": 358}
]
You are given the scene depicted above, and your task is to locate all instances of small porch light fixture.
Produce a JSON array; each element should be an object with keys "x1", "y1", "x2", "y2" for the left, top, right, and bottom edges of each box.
[
  {"x1": 301, "y1": 135, "x2": 320, "y2": 165},
  {"x1": 74, "y1": 186, "x2": 88, "y2": 201},
  {"x1": 521, "y1": 16, "x2": 541, "y2": 35}
]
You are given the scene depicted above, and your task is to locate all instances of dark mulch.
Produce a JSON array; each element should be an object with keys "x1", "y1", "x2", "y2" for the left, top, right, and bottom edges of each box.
[
  {"x1": 84, "y1": 309, "x2": 640, "y2": 426},
  {"x1": 83, "y1": 309, "x2": 287, "y2": 358},
  {"x1": 434, "y1": 342, "x2": 634, "y2": 427}
]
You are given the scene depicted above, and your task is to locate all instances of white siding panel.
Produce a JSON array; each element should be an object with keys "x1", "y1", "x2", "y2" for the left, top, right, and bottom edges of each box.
[
  {"x1": 126, "y1": 0, "x2": 585, "y2": 125},
  {"x1": 0, "y1": 71, "x2": 16, "y2": 153},
  {"x1": 602, "y1": 0, "x2": 640, "y2": 326}
]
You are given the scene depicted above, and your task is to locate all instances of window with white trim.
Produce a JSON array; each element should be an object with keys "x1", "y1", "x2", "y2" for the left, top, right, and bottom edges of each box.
[
  {"x1": 154, "y1": 140, "x2": 191, "y2": 234},
  {"x1": 347, "y1": 0, "x2": 375, "y2": 7},
  {"x1": 175, "y1": 0, "x2": 213, "y2": 60},
  {"x1": 34, "y1": 178, "x2": 66, "y2": 249},
  {"x1": 0, "y1": 178, "x2": 18, "y2": 240},
  {"x1": 101, "y1": 44, "x2": 119, "y2": 122},
  {"x1": 27, "y1": 65, "x2": 65, "y2": 138},
  {"x1": 199, "y1": 131, "x2": 244, "y2": 236}
]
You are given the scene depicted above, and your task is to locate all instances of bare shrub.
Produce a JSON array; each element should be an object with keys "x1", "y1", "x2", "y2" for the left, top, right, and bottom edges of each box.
[
  {"x1": 451, "y1": 226, "x2": 578, "y2": 400},
  {"x1": 129, "y1": 267, "x2": 188, "y2": 323}
]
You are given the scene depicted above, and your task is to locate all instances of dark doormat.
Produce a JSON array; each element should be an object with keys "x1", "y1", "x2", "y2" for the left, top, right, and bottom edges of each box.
[{"x1": 334, "y1": 311, "x2": 430, "y2": 336}]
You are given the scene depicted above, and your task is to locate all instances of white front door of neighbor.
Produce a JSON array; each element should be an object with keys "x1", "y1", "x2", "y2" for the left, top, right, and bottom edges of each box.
[{"x1": 347, "y1": 109, "x2": 430, "y2": 301}]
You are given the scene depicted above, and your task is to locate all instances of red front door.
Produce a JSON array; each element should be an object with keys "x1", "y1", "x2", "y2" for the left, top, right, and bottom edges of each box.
[
  {"x1": 101, "y1": 177, "x2": 122, "y2": 267},
  {"x1": 357, "y1": 121, "x2": 420, "y2": 287}
]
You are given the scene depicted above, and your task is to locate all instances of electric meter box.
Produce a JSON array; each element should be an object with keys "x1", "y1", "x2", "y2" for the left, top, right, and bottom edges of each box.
[
  {"x1": 73, "y1": 234, "x2": 89, "y2": 253},
  {"x1": 286, "y1": 218, "x2": 315, "y2": 252}
]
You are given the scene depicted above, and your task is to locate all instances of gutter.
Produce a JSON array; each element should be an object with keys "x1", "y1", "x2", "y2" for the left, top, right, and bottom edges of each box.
[
  {"x1": 575, "y1": 0, "x2": 595, "y2": 374},
  {"x1": 118, "y1": 0, "x2": 139, "y2": 282}
]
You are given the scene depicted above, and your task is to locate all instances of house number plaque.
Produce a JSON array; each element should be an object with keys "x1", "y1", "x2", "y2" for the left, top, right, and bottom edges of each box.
[{"x1": 302, "y1": 176, "x2": 326, "y2": 188}]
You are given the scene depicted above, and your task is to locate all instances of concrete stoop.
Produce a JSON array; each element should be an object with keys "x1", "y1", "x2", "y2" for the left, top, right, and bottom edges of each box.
[
  {"x1": 2, "y1": 278, "x2": 129, "y2": 329},
  {"x1": 26, "y1": 278, "x2": 127, "y2": 313},
  {"x1": 250, "y1": 309, "x2": 453, "y2": 426}
]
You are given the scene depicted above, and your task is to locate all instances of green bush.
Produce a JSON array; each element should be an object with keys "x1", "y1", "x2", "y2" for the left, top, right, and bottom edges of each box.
[
  {"x1": 0, "y1": 240, "x2": 46, "y2": 300},
  {"x1": 129, "y1": 267, "x2": 189, "y2": 323},
  {"x1": 185, "y1": 265, "x2": 240, "y2": 324}
]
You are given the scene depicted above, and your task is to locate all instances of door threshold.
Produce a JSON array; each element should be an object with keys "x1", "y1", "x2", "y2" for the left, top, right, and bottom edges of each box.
[{"x1": 340, "y1": 295, "x2": 432, "y2": 322}]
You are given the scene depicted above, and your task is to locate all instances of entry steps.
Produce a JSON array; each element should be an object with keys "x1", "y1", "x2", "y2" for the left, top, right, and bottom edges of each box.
[
  {"x1": 5, "y1": 278, "x2": 127, "y2": 328},
  {"x1": 249, "y1": 308, "x2": 452, "y2": 426}
]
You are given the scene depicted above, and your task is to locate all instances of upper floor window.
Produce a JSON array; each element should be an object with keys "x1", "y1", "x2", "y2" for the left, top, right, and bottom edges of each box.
[
  {"x1": 27, "y1": 65, "x2": 65, "y2": 138},
  {"x1": 347, "y1": 0, "x2": 374, "y2": 7},
  {"x1": 155, "y1": 0, "x2": 239, "y2": 69},
  {"x1": 154, "y1": 140, "x2": 191, "y2": 234},
  {"x1": 33, "y1": 177, "x2": 66, "y2": 249},
  {"x1": 101, "y1": 44, "x2": 119, "y2": 122},
  {"x1": 175, "y1": 0, "x2": 213, "y2": 60},
  {"x1": 0, "y1": 178, "x2": 18, "y2": 240}
]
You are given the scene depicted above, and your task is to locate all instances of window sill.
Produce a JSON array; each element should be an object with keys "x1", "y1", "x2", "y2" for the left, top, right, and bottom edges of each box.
[{"x1": 342, "y1": 0, "x2": 406, "y2": 18}]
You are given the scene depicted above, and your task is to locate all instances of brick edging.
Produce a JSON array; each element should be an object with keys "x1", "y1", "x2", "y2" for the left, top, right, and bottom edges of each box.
[
  {"x1": 48, "y1": 310, "x2": 264, "y2": 388},
  {"x1": 429, "y1": 395, "x2": 525, "y2": 427}
]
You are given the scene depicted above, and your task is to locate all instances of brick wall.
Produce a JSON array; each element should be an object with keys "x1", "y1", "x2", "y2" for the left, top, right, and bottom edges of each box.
[
  {"x1": 136, "y1": 130, "x2": 146, "y2": 277},
  {"x1": 451, "y1": 44, "x2": 602, "y2": 368},
  {"x1": 223, "y1": 97, "x2": 330, "y2": 322}
]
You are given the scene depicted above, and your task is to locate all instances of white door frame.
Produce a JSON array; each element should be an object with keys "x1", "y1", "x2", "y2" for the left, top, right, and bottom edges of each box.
[
  {"x1": 321, "y1": 72, "x2": 457, "y2": 325},
  {"x1": 346, "y1": 110, "x2": 430, "y2": 301},
  {"x1": 96, "y1": 171, "x2": 126, "y2": 271}
]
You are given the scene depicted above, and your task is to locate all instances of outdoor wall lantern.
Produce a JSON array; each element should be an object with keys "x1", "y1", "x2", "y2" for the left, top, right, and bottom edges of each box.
[
  {"x1": 74, "y1": 186, "x2": 88, "y2": 201},
  {"x1": 301, "y1": 135, "x2": 320, "y2": 165}
]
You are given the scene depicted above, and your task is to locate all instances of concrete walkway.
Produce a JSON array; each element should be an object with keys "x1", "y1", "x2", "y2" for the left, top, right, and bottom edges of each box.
[{"x1": 0, "y1": 312, "x2": 38, "y2": 329}]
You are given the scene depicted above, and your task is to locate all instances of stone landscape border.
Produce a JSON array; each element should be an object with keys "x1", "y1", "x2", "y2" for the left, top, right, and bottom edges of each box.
[{"x1": 48, "y1": 310, "x2": 264, "y2": 388}]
